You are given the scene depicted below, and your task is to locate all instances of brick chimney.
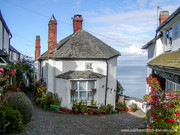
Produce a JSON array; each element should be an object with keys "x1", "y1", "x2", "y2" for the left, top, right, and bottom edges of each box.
[
  {"x1": 159, "y1": 11, "x2": 169, "y2": 26},
  {"x1": 73, "y1": 14, "x2": 83, "y2": 34},
  {"x1": 35, "y1": 35, "x2": 41, "y2": 60},
  {"x1": 48, "y1": 15, "x2": 57, "y2": 58}
]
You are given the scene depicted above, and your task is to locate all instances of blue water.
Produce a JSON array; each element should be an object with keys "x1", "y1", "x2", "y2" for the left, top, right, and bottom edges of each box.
[{"x1": 117, "y1": 64, "x2": 147, "y2": 99}]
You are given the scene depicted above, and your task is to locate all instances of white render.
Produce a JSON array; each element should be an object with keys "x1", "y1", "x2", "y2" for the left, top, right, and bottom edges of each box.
[
  {"x1": 143, "y1": 8, "x2": 180, "y2": 94},
  {"x1": 35, "y1": 57, "x2": 118, "y2": 109},
  {"x1": 0, "y1": 20, "x2": 9, "y2": 54}
]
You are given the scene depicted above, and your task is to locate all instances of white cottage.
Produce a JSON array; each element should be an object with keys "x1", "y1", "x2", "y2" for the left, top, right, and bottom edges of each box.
[
  {"x1": 34, "y1": 14, "x2": 121, "y2": 109},
  {"x1": 142, "y1": 7, "x2": 180, "y2": 94}
]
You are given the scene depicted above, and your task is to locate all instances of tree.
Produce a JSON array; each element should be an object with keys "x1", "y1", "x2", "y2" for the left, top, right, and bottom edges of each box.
[{"x1": 116, "y1": 80, "x2": 124, "y2": 102}]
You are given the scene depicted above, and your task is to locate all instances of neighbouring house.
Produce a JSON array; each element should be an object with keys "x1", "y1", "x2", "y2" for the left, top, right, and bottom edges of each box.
[
  {"x1": 0, "y1": 11, "x2": 21, "y2": 66},
  {"x1": 34, "y1": 14, "x2": 121, "y2": 109},
  {"x1": 142, "y1": 7, "x2": 180, "y2": 94}
]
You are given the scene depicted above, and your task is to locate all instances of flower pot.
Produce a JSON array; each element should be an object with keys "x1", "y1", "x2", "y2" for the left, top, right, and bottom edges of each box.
[
  {"x1": 89, "y1": 111, "x2": 94, "y2": 115},
  {"x1": 43, "y1": 104, "x2": 48, "y2": 109},
  {"x1": 74, "y1": 111, "x2": 78, "y2": 114},
  {"x1": 50, "y1": 105, "x2": 61, "y2": 110},
  {"x1": 128, "y1": 109, "x2": 132, "y2": 112},
  {"x1": 71, "y1": 89, "x2": 75, "y2": 95},
  {"x1": 92, "y1": 88, "x2": 96, "y2": 94}
]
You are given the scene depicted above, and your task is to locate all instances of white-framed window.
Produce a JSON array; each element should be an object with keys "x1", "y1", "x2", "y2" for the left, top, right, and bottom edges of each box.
[
  {"x1": 166, "y1": 79, "x2": 180, "y2": 91},
  {"x1": 85, "y1": 63, "x2": 92, "y2": 71},
  {"x1": 71, "y1": 80, "x2": 96, "y2": 102},
  {"x1": 167, "y1": 28, "x2": 172, "y2": 49}
]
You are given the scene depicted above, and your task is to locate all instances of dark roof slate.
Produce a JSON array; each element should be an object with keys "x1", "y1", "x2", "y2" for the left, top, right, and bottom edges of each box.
[
  {"x1": 10, "y1": 45, "x2": 20, "y2": 54},
  {"x1": 56, "y1": 70, "x2": 105, "y2": 79},
  {"x1": 142, "y1": 33, "x2": 162, "y2": 49},
  {"x1": 38, "y1": 30, "x2": 120, "y2": 60}
]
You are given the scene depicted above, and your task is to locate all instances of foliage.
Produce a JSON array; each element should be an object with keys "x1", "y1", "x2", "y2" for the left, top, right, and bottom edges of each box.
[
  {"x1": 90, "y1": 100, "x2": 96, "y2": 108},
  {"x1": 144, "y1": 74, "x2": 180, "y2": 134},
  {"x1": 106, "y1": 104, "x2": 114, "y2": 114},
  {"x1": 34, "y1": 78, "x2": 46, "y2": 98},
  {"x1": 99, "y1": 105, "x2": 107, "y2": 114},
  {"x1": 0, "y1": 96, "x2": 23, "y2": 133},
  {"x1": 0, "y1": 66, "x2": 16, "y2": 87},
  {"x1": 116, "y1": 80, "x2": 124, "y2": 102},
  {"x1": 8, "y1": 92, "x2": 33, "y2": 124},
  {"x1": 129, "y1": 104, "x2": 137, "y2": 110},
  {"x1": 12, "y1": 59, "x2": 33, "y2": 86},
  {"x1": 115, "y1": 102, "x2": 127, "y2": 112}
]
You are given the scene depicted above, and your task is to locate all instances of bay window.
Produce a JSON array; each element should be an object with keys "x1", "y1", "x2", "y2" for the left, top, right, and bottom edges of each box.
[{"x1": 71, "y1": 80, "x2": 96, "y2": 102}]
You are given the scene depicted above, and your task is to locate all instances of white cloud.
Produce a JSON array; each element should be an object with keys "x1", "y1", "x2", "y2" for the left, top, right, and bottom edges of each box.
[{"x1": 124, "y1": 45, "x2": 147, "y2": 56}]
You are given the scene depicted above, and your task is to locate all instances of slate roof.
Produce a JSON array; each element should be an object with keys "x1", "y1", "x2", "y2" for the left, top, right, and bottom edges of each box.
[
  {"x1": 0, "y1": 49, "x2": 8, "y2": 57},
  {"x1": 38, "y1": 29, "x2": 120, "y2": 60},
  {"x1": 0, "y1": 10, "x2": 12, "y2": 37},
  {"x1": 142, "y1": 33, "x2": 162, "y2": 49},
  {"x1": 10, "y1": 45, "x2": 20, "y2": 54},
  {"x1": 148, "y1": 50, "x2": 180, "y2": 69},
  {"x1": 56, "y1": 70, "x2": 105, "y2": 79}
]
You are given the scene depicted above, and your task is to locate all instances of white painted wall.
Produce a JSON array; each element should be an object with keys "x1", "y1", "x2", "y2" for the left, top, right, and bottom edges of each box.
[
  {"x1": 38, "y1": 57, "x2": 118, "y2": 109},
  {"x1": 0, "y1": 21, "x2": 2, "y2": 50},
  {"x1": 0, "y1": 20, "x2": 9, "y2": 54},
  {"x1": 106, "y1": 57, "x2": 117, "y2": 107}
]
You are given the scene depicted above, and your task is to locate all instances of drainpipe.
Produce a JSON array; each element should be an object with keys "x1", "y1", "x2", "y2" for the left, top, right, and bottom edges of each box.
[
  {"x1": 9, "y1": 33, "x2": 12, "y2": 60},
  {"x1": 105, "y1": 60, "x2": 109, "y2": 105}
]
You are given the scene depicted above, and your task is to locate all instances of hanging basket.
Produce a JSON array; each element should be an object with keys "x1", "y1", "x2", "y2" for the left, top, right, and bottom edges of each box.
[
  {"x1": 71, "y1": 89, "x2": 76, "y2": 95},
  {"x1": 92, "y1": 88, "x2": 96, "y2": 94}
]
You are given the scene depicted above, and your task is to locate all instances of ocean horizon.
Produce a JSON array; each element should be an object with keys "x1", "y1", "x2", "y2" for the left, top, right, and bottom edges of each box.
[{"x1": 117, "y1": 63, "x2": 147, "y2": 100}]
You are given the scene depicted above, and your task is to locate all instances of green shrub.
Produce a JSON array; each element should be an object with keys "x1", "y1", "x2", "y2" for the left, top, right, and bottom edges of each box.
[
  {"x1": 8, "y1": 92, "x2": 33, "y2": 124},
  {"x1": 106, "y1": 104, "x2": 114, "y2": 114},
  {"x1": 0, "y1": 101, "x2": 23, "y2": 133},
  {"x1": 99, "y1": 105, "x2": 107, "y2": 113}
]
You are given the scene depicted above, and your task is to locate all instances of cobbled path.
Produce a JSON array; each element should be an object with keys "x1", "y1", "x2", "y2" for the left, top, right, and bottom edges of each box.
[{"x1": 18, "y1": 93, "x2": 145, "y2": 135}]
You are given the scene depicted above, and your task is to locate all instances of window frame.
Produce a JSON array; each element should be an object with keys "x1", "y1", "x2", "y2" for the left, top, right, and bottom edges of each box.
[{"x1": 70, "y1": 79, "x2": 96, "y2": 102}]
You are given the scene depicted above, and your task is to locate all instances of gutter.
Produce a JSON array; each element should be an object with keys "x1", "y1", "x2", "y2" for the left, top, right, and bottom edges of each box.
[{"x1": 105, "y1": 60, "x2": 109, "y2": 105}]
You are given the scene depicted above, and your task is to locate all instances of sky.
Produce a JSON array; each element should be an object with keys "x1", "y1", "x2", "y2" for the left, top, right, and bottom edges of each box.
[{"x1": 0, "y1": 0, "x2": 180, "y2": 65}]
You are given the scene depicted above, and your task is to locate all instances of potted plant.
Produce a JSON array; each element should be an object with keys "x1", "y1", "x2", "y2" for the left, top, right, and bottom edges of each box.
[
  {"x1": 106, "y1": 104, "x2": 113, "y2": 114},
  {"x1": 113, "y1": 110, "x2": 118, "y2": 114},
  {"x1": 80, "y1": 104, "x2": 88, "y2": 115},
  {"x1": 74, "y1": 107, "x2": 79, "y2": 114},
  {"x1": 50, "y1": 94, "x2": 61, "y2": 110},
  {"x1": 129, "y1": 104, "x2": 137, "y2": 112},
  {"x1": 89, "y1": 108, "x2": 96, "y2": 115},
  {"x1": 99, "y1": 105, "x2": 107, "y2": 114}
]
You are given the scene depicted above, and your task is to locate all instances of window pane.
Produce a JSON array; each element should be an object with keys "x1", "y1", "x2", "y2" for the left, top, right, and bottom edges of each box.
[
  {"x1": 71, "y1": 91, "x2": 78, "y2": 102},
  {"x1": 88, "y1": 91, "x2": 92, "y2": 101},
  {"x1": 79, "y1": 81, "x2": 86, "y2": 91},
  {"x1": 79, "y1": 91, "x2": 86, "y2": 101},
  {"x1": 72, "y1": 81, "x2": 77, "y2": 90},
  {"x1": 88, "y1": 81, "x2": 95, "y2": 90}
]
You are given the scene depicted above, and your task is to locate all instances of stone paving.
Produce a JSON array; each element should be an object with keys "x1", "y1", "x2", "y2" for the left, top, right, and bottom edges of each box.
[{"x1": 18, "y1": 93, "x2": 145, "y2": 135}]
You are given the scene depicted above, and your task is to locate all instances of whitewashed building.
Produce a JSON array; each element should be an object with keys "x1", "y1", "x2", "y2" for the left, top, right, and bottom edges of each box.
[
  {"x1": 142, "y1": 7, "x2": 180, "y2": 94},
  {"x1": 0, "y1": 11, "x2": 20, "y2": 66},
  {"x1": 34, "y1": 14, "x2": 120, "y2": 109}
]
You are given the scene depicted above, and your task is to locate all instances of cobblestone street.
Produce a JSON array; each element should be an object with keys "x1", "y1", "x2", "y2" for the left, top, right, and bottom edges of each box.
[{"x1": 18, "y1": 100, "x2": 145, "y2": 135}]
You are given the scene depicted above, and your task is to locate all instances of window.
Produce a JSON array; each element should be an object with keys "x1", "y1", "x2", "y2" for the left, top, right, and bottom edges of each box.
[
  {"x1": 71, "y1": 80, "x2": 95, "y2": 102},
  {"x1": 167, "y1": 28, "x2": 172, "y2": 48},
  {"x1": 86, "y1": 63, "x2": 92, "y2": 71},
  {"x1": 166, "y1": 79, "x2": 180, "y2": 91}
]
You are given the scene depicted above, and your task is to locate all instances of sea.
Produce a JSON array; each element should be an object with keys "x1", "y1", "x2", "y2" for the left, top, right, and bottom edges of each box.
[{"x1": 117, "y1": 63, "x2": 147, "y2": 100}]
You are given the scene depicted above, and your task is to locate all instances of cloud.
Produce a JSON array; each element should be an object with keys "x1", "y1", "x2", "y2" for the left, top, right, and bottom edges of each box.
[{"x1": 124, "y1": 45, "x2": 147, "y2": 56}]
